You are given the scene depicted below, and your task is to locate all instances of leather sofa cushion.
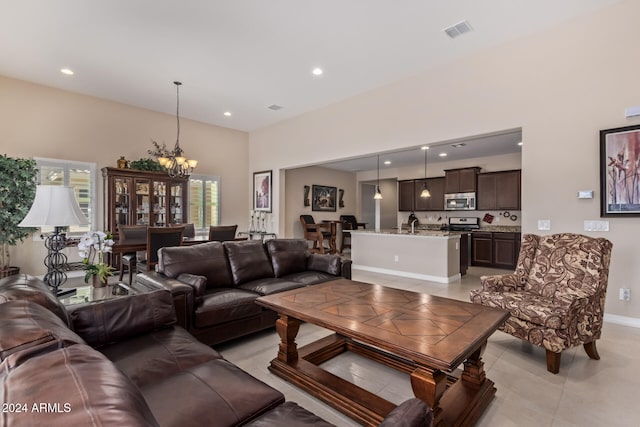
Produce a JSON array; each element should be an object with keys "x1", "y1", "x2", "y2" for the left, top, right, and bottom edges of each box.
[
  {"x1": 141, "y1": 358, "x2": 284, "y2": 427},
  {"x1": 1, "y1": 344, "x2": 159, "y2": 426},
  {"x1": 157, "y1": 241, "x2": 234, "y2": 288},
  {"x1": 244, "y1": 402, "x2": 335, "y2": 427},
  {"x1": 225, "y1": 240, "x2": 274, "y2": 285},
  {"x1": 69, "y1": 290, "x2": 177, "y2": 348},
  {"x1": 282, "y1": 271, "x2": 337, "y2": 286},
  {"x1": 0, "y1": 300, "x2": 85, "y2": 361},
  {"x1": 100, "y1": 327, "x2": 223, "y2": 388},
  {"x1": 0, "y1": 274, "x2": 69, "y2": 325},
  {"x1": 238, "y1": 277, "x2": 306, "y2": 296},
  {"x1": 194, "y1": 288, "x2": 262, "y2": 328},
  {"x1": 266, "y1": 239, "x2": 308, "y2": 278},
  {"x1": 307, "y1": 253, "x2": 342, "y2": 276},
  {"x1": 378, "y1": 398, "x2": 434, "y2": 427}
]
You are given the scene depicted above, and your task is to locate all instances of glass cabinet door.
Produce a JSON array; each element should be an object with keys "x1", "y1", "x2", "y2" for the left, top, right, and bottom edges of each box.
[
  {"x1": 169, "y1": 182, "x2": 183, "y2": 224},
  {"x1": 153, "y1": 180, "x2": 167, "y2": 226},
  {"x1": 114, "y1": 177, "x2": 131, "y2": 228},
  {"x1": 135, "y1": 179, "x2": 151, "y2": 225}
]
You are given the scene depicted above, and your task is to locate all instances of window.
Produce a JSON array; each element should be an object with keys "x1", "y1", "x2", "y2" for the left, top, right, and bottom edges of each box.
[
  {"x1": 189, "y1": 174, "x2": 220, "y2": 231},
  {"x1": 35, "y1": 157, "x2": 96, "y2": 233}
]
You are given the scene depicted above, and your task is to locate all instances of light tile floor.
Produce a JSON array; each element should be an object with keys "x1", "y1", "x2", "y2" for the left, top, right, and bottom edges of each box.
[{"x1": 217, "y1": 267, "x2": 640, "y2": 427}]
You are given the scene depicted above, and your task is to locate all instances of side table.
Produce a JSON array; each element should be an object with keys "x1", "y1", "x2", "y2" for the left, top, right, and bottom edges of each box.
[{"x1": 59, "y1": 282, "x2": 135, "y2": 306}]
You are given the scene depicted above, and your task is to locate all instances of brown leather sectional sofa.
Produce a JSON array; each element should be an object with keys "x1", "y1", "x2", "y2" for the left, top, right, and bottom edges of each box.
[
  {"x1": 135, "y1": 239, "x2": 352, "y2": 346},
  {"x1": 0, "y1": 274, "x2": 433, "y2": 426}
]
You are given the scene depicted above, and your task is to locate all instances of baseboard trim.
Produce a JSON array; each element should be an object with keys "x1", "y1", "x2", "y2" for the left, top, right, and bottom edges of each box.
[
  {"x1": 352, "y1": 265, "x2": 459, "y2": 284},
  {"x1": 604, "y1": 313, "x2": 640, "y2": 328}
]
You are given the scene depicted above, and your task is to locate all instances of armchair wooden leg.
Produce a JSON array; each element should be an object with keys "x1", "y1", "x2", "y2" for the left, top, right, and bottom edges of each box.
[
  {"x1": 546, "y1": 350, "x2": 561, "y2": 374},
  {"x1": 584, "y1": 341, "x2": 600, "y2": 360}
]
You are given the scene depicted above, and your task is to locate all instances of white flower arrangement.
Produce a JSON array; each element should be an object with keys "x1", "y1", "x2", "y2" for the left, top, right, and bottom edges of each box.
[{"x1": 78, "y1": 231, "x2": 115, "y2": 283}]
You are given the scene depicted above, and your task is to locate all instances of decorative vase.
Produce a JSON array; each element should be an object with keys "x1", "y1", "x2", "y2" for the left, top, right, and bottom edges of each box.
[
  {"x1": 92, "y1": 275, "x2": 108, "y2": 288},
  {"x1": 117, "y1": 156, "x2": 128, "y2": 169}
]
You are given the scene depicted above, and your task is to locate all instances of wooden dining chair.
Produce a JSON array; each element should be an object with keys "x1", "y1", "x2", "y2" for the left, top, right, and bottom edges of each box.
[
  {"x1": 339, "y1": 215, "x2": 367, "y2": 253},
  {"x1": 171, "y1": 222, "x2": 195, "y2": 238},
  {"x1": 117, "y1": 225, "x2": 147, "y2": 285},
  {"x1": 208, "y1": 224, "x2": 238, "y2": 242},
  {"x1": 136, "y1": 226, "x2": 185, "y2": 272},
  {"x1": 299, "y1": 215, "x2": 333, "y2": 254}
]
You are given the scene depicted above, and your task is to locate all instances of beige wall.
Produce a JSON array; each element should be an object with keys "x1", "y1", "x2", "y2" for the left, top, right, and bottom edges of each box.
[
  {"x1": 1, "y1": 76, "x2": 249, "y2": 275},
  {"x1": 284, "y1": 166, "x2": 357, "y2": 243},
  {"x1": 249, "y1": 0, "x2": 640, "y2": 320}
]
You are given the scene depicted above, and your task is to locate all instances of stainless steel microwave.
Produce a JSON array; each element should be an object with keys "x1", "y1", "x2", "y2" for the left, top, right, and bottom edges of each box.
[{"x1": 444, "y1": 192, "x2": 476, "y2": 211}]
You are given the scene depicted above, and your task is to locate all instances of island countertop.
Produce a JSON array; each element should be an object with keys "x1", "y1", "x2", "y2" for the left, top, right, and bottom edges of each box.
[{"x1": 349, "y1": 230, "x2": 462, "y2": 283}]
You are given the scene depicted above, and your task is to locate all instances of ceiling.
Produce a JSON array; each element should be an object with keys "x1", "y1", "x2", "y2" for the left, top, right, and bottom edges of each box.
[{"x1": 0, "y1": 0, "x2": 619, "y2": 135}]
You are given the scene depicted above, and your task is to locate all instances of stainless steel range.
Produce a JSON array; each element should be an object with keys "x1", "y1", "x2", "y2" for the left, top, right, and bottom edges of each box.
[{"x1": 447, "y1": 217, "x2": 480, "y2": 231}]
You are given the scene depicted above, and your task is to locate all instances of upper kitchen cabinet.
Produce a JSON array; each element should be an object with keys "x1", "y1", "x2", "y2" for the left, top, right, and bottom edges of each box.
[
  {"x1": 444, "y1": 167, "x2": 480, "y2": 194},
  {"x1": 414, "y1": 177, "x2": 445, "y2": 211},
  {"x1": 398, "y1": 180, "x2": 415, "y2": 211},
  {"x1": 477, "y1": 170, "x2": 521, "y2": 210}
]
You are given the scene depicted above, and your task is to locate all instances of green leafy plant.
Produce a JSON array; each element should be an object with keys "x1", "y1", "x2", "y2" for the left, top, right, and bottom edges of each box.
[
  {"x1": 78, "y1": 231, "x2": 115, "y2": 283},
  {"x1": 129, "y1": 158, "x2": 165, "y2": 172},
  {"x1": 0, "y1": 154, "x2": 37, "y2": 271}
]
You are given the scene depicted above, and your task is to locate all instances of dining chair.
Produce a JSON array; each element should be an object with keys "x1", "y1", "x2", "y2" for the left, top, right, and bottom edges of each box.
[
  {"x1": 136, "y1": 226, "x2": 185, "y2": 272},
  {"x1": 208, "y1": 224, "x2": 238, "y2": 242},
  {"x1": 171, "y1": 222, "x2": 195, "y2": 238},
  {"x1": 117, "y1": 225, "x2": 147, "y2": 285}
]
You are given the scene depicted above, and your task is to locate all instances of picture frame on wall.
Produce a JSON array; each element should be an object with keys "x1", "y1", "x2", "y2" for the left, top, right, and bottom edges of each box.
[
  {"x1": 600, "y1": 124, "x2": 640, "y2": 216},
  {"x1": 312, "y1": 185, "x2": 337, "y2": 212},
  {"x1": 253, "y1": 170, "x2": 272, "y2": 212}
]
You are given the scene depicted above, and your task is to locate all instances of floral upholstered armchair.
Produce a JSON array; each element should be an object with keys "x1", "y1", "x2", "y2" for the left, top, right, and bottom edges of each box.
[{"x1": 470, "y1": 233, "x2": 613, "y2": 373}]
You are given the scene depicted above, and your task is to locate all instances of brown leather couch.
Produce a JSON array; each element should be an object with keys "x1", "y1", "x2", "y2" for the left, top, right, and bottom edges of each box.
[
  {"x1": 135, "y1": 239, "x2": 352, "y2": 346},
  {"x1": 0, "y1": 274, "x2": 432, "y2": 427}
]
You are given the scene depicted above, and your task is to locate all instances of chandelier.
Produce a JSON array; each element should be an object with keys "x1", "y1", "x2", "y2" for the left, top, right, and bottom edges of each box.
[{"x1": 157, "y1": 81, "x2": 198, "y2": 177}]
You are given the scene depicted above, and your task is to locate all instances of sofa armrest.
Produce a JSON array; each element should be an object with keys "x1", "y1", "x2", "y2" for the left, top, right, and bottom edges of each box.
[
  {"x1": 68, "y1": 290, "x2": 176, "y2": 348},
  {"x1": 480, "y1": 273, "x2": 524, "y2": 292},
  {"x1": 307, "y1": 253, "x2": 351, "y2": 277},
  {"x1": 135, "y1": 271, "x2": 196, "y2": 330},
  {"x1": 379, "y1": 398, "x2": 433, "y2": 427}
]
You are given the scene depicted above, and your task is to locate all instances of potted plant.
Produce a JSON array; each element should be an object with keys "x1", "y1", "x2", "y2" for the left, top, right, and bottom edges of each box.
[
  {"x1": 78, "y1": 230, "x2": 115, "y2": 287},
  {"x1": 0, "y1": 154, "x2": 37, "y2": 278}
]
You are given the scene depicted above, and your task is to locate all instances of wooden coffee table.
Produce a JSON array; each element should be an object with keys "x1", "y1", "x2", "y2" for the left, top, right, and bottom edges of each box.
[{"x1": 256, "y1": 279, "x2": 508, "y2": 427}]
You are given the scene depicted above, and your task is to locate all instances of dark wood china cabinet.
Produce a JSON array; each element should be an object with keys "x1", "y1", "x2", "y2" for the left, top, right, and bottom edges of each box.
[{"x1": 102, "y1": 167, "x2": 188, "y2": 236}]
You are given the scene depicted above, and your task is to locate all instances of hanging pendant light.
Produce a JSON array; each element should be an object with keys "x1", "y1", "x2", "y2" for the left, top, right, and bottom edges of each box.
[
  {"x1": 157, "y1": 81, "x2": 198, "y2": 177},
  {"x1": 374, "y1": 155, "x2": 383, "y2": 200},
  {"x1": 420, "y1": 146, "x2": 431, "y2": 198}
]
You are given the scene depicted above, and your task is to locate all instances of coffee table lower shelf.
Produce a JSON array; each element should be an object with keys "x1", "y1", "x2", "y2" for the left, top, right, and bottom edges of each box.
[{"x1": 268, "y1": 333, "x2": 496, "y2": 427}]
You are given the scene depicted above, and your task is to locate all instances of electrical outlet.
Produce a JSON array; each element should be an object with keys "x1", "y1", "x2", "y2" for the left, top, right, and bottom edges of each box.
[
  {"x1": 619, "y1": 288, "x2": 631, "y2": 301},
  {"x1": 537, "y1": 220, "x2": 551, "y2": 231}
]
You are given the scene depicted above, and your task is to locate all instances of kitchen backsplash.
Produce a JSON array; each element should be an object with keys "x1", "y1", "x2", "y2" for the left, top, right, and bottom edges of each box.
[{"x1": 398, "y1": 210, "x2": 521, "y2": 230}]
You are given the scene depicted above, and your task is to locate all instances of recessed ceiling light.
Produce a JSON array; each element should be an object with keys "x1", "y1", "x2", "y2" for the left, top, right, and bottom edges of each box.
[
  {"x1": 60, "y1": 68, "x2": 74, "y2": 75},
  {"x1": 439, "y1": 153, "x2": 448, "y2": 157},
  {"x1": 451, "y1": 143, "x2": 466, "y2": 148},
  {"x1": 421, "y1": 146, "x2": 429, "y2": 150},
  {"x1": 312, "y1": 67, "x2": 323, "y2": 76},
  {"x1": 223, "y1": 111, "x2": 232, "y2": 117},
  {"x1": 384, "y1": 160, "x2": 391, "y2": 165},
  {"x1": 517, "y1": 142, "x2": 523, "y2": 146},
  {"x1": 267, "y1": 104, "x2": 283, "y2": 111}
]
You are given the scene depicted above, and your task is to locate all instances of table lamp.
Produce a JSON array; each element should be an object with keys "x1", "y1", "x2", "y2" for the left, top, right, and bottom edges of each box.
[{"x1": 18, "y1": 185, "x2": 89, "y2": 296}]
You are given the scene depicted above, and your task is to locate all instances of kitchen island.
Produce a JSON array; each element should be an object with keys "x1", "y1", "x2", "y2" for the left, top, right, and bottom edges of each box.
[{"x1": 349, "y1": 230, "x2": 462, "y2": 283}]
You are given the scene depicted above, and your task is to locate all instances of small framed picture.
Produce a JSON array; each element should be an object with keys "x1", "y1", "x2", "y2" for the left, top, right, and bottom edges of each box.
[
  {"x1": 600, "y1": 125, "x2": 640, "y2": 216},
  {"x1": 312, "y1": 185, "x2": 337, "y2": 212},
  {"x1": 253, "y1": 170, "x2": 272, "y2": 212}
]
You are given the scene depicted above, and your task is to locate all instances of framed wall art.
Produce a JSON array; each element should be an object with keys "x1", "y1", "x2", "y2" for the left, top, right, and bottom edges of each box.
[
  {"x1": 312, "y1": 185, "x2": 337, "y2": 212},
  {"x1": 600, "y1": 124, "x2": 640, "y2": 216},
  {"x1": 253, "y1": 170, "x2": 272, "y2": 212}
]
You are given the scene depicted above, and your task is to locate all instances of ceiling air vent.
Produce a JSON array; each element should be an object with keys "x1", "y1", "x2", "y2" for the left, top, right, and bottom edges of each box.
[
  {"x1": 267, "y1": 104, "x2": 283, "y2": 111},
  {"x1": 443, "y1": 20, "x2": 473, "y2": 39}
]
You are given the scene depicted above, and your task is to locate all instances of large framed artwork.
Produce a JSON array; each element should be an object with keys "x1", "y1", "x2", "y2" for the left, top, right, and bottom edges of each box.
[
  {"x1": 312, "y1": 185, "x2": 337, "y2": 212},
  {"x1": 600, "y1": 124, "x2": 640, "y2": 216},
  {"x1": 253, "y1": 170, "x2": 272, "y2": 212}
]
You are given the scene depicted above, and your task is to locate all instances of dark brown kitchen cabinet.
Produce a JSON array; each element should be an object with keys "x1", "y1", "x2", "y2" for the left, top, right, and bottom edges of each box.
[
  {"x1": 472, "y1": 232, "x2": 521, "y2": 270},
  {"x1": 414, "y1": 177, "x2": 445, "y2": 211},
  {"x1": 398, "y1": 180, "x2": 415, "y2": 211},
  {"x1": 444, "y1": 167, "x2": 480, "y2": 194},
  {"x1": 477, "y1": 170, "x2": 521, "y2": 210}
]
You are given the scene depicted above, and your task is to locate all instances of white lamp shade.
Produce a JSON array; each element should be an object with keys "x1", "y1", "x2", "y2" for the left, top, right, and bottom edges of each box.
[{"x1": 18, "y1": 185, "x2": 89, "y2": 227}]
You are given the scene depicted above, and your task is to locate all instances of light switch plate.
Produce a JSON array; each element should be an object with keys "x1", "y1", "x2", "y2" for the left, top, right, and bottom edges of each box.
[
  {"x1": 577, "y1": 190, "x2": 594, "y2": 199},
  {"x1": 584, "y1": 220, "x2": 609, "y2": 232},
  {"x1": 537, "y1": 219, "x2": 551, "y2": 231}
]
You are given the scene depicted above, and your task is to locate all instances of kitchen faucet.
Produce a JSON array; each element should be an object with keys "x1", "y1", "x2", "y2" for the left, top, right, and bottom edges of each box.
[{"x1": 410, "y1": 218, "x2": 418, "y2": 234}]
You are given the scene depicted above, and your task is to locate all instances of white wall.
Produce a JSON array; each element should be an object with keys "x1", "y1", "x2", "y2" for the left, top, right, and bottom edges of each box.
[{"x1": 249, "y1": 0, "x2": 640, "y2": 320}]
